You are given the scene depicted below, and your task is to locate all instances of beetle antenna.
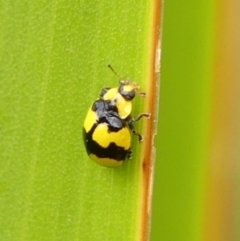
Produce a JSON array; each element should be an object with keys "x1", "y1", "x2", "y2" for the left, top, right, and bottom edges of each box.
[{"x1": 108, "y1": 64, "x2": 121, "y2": 79}]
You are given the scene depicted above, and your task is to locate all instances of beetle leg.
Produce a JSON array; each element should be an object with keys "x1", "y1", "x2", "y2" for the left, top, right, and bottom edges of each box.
[
  {"x1": 127, "y1": 113, "x2": 150, "y2": 142},
  {"x1": 138, "y1": 92, "x2": 146, "y2": 97},
  {"x1": 127, "y1": 149, "x2": 132, "y2": 159}
]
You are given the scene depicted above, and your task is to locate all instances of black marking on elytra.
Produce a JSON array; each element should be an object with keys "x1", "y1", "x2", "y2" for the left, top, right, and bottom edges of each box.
[
  {"x1": 99, "y1": 87, "x2": 111, "y2": 98},
  {"x1": 91, "y1": 99, "x2": 124, "y2": 132},
  {"x1": 83, "y1": 98, "x2": 132, "y2": 161},
  {"x1": 83, "y1": 125, "x2": 131, "y2": 161}
]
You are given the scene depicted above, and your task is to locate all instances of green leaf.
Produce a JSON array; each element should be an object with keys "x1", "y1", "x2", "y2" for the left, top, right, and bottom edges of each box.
[{"x1": 0, "y1": 1, "x2": 160, "y2": 240}]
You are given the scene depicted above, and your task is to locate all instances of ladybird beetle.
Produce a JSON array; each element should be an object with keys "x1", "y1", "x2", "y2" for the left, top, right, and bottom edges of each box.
[{"x1": 82, "y1": 66, "x2": 150, "y2": 167}]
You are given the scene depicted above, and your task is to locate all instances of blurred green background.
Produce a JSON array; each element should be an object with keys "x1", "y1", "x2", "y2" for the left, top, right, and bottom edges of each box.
[
  {"x1": 151, "y1": 0, "x2": 240, "y2": 241},
  {"x1": 151, "y1": 0, "x2": 214, "y2": 240}
]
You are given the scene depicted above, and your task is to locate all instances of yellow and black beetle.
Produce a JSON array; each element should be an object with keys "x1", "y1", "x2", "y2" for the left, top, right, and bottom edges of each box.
[{"x1": 82, "y1": 66, "x2": 150, "y2": 167}]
